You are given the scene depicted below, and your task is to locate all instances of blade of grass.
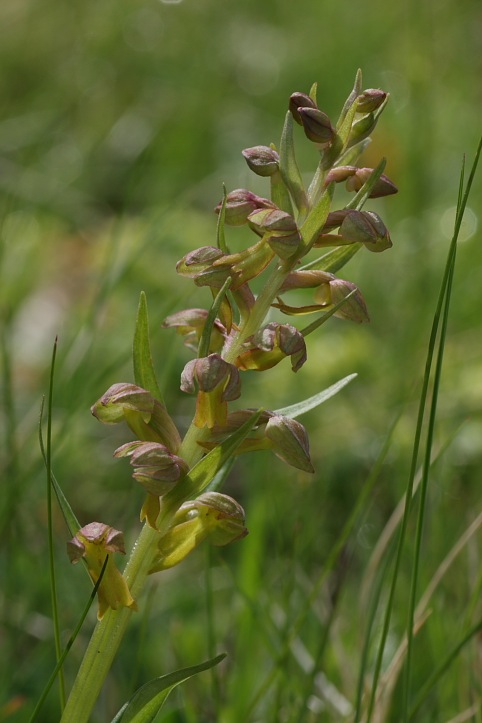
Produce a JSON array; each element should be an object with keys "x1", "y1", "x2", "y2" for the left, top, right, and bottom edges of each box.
[
  {"x1": 38, "y1": 406, "x2": 81, "y2": 538},
  {"x1": 133, "y1": 292, "x2": 164, "y2": 404},
  {"x1": 402, "y1": 137, "x2": 482, "y2": 720},
  {"x1": 45, "y1": 336, "x2": 66, "y2": 711}
]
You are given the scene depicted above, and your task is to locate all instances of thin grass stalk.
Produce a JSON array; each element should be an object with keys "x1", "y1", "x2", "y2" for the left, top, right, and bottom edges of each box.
[
  {"x1": 401, "y1": 225, "x2": 458, "y2": 720},
  {"x1": 45, "y1": 337, "x2": 66, "y2": 710},
  {"x1": 403, "y1": 137, "x2": 482, "y2": 719}
]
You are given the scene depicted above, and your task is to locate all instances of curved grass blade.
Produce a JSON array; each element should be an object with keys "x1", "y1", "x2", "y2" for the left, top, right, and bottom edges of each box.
[
  {"x1": 44, "y1": 337, "x2": 65, "y2": 710},
  {"x1": 110, "y1": 654, "x2": 226, "y2": 723},
  {"x1": 39, "y1": 400, "x2": 81, "y2": 537},
  {"x1": 401, "y1": 135, "x2": 482, "y2": 720},
  {"x1": 274, "y1": 374, "x2": 357, "y2": 418},
  {"x1": 216, "y1": 184, "x2": 229, "y2": 253},
  {"x1": 133, "y1": 292, "x2": 163, "y2": 404}
]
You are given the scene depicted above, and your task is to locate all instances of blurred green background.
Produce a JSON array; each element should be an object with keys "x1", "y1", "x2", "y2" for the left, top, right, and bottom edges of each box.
[{"x1": 1, "y1": 0, "x2": 481, "y2": 721}]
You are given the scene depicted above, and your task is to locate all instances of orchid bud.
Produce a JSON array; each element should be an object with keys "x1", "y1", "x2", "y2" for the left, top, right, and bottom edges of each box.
[
  {"x1": 114, "y1": 441, "x2": 189, "y2": 496},
  {"x1": 189, "y1": 492, "x2": 247, "y2": 546},
  {"x1": 242, "y1": 145, "x2": 279, "y2": 177},
  {"x1": 345, "y1": 168, "x2": 398, "y2": 198},
  {"x1": 289, "y1": 91, "x2": 317, "y2": 125},
  {"x1": 214, "y1": 189, "x2": 275, "y2": 226},
  {"x1": 91, "y1": 383, "x2": 153, "y2": 425},
  {"x1": 356, "y1": 89, "x2": 387, "y2": 113},
  {"x1": 180, "y1": 354, "x2": 241, "y2": 428},
  {"x1": 280, "y1": 269, "x2": 334, "y2": 292},
  {"x1": 297, "y1": 107, "x2": 335, "y2": 145},
  {"x1": 150, "y1": 493, "x2": 247, "y2": 572},
  {"x1": 247, "y1": 208, "x2": 297, "y2": 233},
  {"x1": 324, "y1": 165, "x2": 358, "y2": 185},
  {"x1": 91, "y1": 383, "x2": 181, "y2": 452},
  {"x1": 339, "y1": 210, "x2": 392, "y2": 252},
  {"x1": 326, "y1": 278, "x2": 370, "y2": 323},
  {"x1": 265, "y1": 415, "x2": 314, "y2": 473},
  {"x1": 176, "y1": 246, "x2": 225, "y2": 278},
  {"x1": 236, "y1": 322, "x2": 307, "y2": 372},
  {"x1": 67, "y1": 522, "x2": 136, "y2": 620},
  {"x1": 247, "y1": 208, "x2": 301, "y2": 260}
]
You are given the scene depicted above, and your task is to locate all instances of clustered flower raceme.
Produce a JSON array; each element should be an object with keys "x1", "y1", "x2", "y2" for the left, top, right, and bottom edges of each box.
[{"x1": 72, "y1": 72, "x2": 397, "y2": 619}]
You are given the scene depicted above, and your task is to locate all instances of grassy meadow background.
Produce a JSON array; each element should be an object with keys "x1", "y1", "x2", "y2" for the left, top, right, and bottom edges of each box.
[{"x1": 1, "y1": 0, "x2": 481, "y2": 720}]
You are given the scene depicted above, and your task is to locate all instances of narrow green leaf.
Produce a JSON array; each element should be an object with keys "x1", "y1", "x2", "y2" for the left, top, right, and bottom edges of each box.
[
  {"x1": 299, "y1": 184, "x2": 333, "y2": 251},
  {"x1": 336, "y1": 97, "x2": 359, "y2": 150},
  {"x1": 111, "y1": 654, "x2": 226, "y2": 723},
  {"x1": 279, "y1": 111, "x2": 308, "y2": 214},
  {"x1": 336, "y1": 138, "x2": 371, "y2": 168},
  {"x1": 39, "y1": 400, "x2": 81, "y2": 537},
  {"x1": 300, "y1": 289, "x2": 356, "y2": 337},
  {"x1": 216, "y1": 185, "x2": 229, "y2": 253},
  {"x1": 300, "y1": 243, "x2": 362, "y2": 274},
  {"x1": 51, "y1": 474, "x2": 81, "y2": 536},
  {"x1": 44, "y1": 337, "x2": 66, "y2": 710},
  {"x1": 270, "y1": 168, "x2": 294, "y2": 215},
  {"x1": 133, "y1": 292, "x2": 163, "y2": 404},
  {"x1": 401, "y1": 136, "x2": 482, "y2": 720},
  {"x1": 308, "y1": 81, "x2": 318, "y2": 105},
  {"x1": 338, "y1": 68, "x2": 362, "y2": 123},
  {"x1": 198, "y1": 276, "x2": 232, "y2": 359},
  {"x1": 274, "y1": 374, "x2": 357, "y2": 418}
]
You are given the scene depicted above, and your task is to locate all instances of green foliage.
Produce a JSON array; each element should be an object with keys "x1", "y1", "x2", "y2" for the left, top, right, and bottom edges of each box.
[{"x1": 111, "y1": 655, "x2": 226, "y2": 723}]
